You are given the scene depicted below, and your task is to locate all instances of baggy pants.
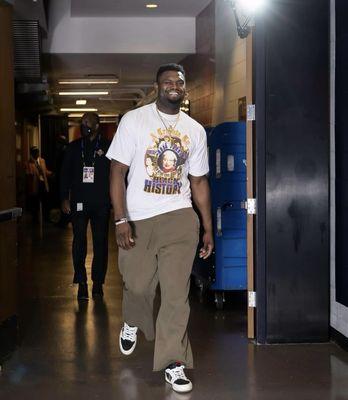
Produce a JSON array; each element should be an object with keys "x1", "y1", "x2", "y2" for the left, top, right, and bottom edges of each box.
[
  {"x1": 118, "y1": 208, "x2": 200, "y2": 371},
  {"x1": 71, "y1": 203, "x2": 110, "y2": 284}
]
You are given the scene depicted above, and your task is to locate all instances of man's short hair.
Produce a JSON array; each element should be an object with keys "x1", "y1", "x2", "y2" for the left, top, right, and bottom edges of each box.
[
  {"x1": 156, "y1": 63, "x2": 186, "y2": 83},
  {"x1": 82, "y1": 112, "x2": 100, "y2": 124}
]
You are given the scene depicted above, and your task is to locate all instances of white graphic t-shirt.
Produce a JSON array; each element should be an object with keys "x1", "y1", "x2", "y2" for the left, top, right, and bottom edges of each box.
[{"x1": 106, "y1": 102, "x2": 209, "y2": 221}]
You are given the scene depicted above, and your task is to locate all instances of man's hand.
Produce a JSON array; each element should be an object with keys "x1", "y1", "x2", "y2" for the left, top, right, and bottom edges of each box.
[
  {"x1": 116, "y1": 222, "x2": 135, "y2": 250},
  {"x1": 61, "y1": 199, "x2": 71, "y2": 214},
  {"x1": 199, "y1": 230, "x2": 214, "y2": 259}
]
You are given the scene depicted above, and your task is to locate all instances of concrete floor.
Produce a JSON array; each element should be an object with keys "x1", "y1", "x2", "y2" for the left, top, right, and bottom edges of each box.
[{"x1": 1, "y1": 220, "x2": 348, "y2": 400}]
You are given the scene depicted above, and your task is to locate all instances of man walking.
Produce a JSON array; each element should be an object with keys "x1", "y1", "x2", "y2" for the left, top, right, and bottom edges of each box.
[
  {"x1": 61, "y1": 112, "x2": 111, "y2": 299},
  {"x1": 107, "y1": 64, "x2": 213, "y2": 393}
]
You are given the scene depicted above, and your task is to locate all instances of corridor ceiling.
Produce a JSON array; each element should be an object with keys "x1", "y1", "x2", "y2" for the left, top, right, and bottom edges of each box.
[
  {"x1": 71, "y1": 0, "x2": 212, "y2": 17},
  {"x1": 43, "y1": 53, "x2": 189, "y2": 117},
  {"x1": 11, "y1": 0, "x2": 214, "y2": 119}
]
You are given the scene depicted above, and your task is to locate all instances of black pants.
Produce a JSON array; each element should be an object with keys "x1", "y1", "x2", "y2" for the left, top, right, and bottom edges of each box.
[
  {"x1": 28, "y1": 182, "x2": 50, "y2": 221},
  {"x1": 71, "y1": 203, "x2": 110, "y2": 284}
]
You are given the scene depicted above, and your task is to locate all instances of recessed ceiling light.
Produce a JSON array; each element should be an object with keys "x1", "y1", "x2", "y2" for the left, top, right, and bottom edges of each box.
[
  {"x1": 146, "y1": 4, "x2": 158, "y2": 9},
  {"x1": 60, "y1": 108, "x2": 98, "y2": 112},
  {"x1": 68, "y1": 114, "x2": 84, "y2": 118},
  {"x1": 76, "y1": 99, "x2": 87, "y2": 105},
  {"x1": 58, "y1": 91, "x2": 108, "y2": 96}
]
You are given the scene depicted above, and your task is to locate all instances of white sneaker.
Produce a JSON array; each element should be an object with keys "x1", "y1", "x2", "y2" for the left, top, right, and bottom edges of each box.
[
  {"x1": 165, "y1": 363, "x2": 193, "y2": 393},
  {"x1": 119, "y1": 322, "x2": 138, "y2": 355}
]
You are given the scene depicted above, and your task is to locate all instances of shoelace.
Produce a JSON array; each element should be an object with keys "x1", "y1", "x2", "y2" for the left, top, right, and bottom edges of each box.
[
  {"x1": 169, "y1": 365, "x2": 188, "y2": 382},
  {"x1": 122, "y1": 323, "x2": 137, "y2": 341}
]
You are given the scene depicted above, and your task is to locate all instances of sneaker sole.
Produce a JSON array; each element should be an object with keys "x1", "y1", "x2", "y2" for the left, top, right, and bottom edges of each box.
[
  {"x1": 119, "y1": 331, "x2": 137, "y2": 356},
  {"x1": 165, "y1": 375, "x2": 193, "y2": 393}
]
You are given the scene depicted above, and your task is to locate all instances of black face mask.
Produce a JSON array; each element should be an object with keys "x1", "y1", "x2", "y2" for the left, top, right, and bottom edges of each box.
[{"x1": 81, "y1": 124, "x2": 92, "y2": 138}]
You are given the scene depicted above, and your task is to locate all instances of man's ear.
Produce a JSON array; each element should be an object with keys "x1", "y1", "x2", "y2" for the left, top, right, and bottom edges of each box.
[{"x1": 154, "y1": 82, "x2": 158, "y2": 93}]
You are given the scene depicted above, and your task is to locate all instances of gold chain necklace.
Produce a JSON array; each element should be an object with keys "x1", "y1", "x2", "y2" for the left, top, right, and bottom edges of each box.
[{"x1": 156, "y1": 106, "x2": 180, "y2": 132}]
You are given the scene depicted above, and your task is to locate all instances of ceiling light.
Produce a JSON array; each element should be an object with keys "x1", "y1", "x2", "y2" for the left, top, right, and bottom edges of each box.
[
  {"x1": 59, "y1": 79, "x2": 119, "y2": 85},
  {"x1": 68, "y1": 113, "x2": 118, "y2": 118},
  {"x1": 146, "y1": 4, "x2": 158, "y2": 8},
  {"x1": 60, "y1": 108, "x2": 98, "y2": 112},
  {"x1": 236, "y1": 0, "x2": 265, "y2": 13},
  {"x1": 76, "y1": 99, "x2": 87, "y2": 105},
  {"x1": 59, "y1": 91, "x2": 108, "y2": 96},
  {"x1": 68, "y1": 114, "x2": 84, "y2": 118},
  {"x1": 227, "y1": 0, "x2": 266, "y2": 38}
]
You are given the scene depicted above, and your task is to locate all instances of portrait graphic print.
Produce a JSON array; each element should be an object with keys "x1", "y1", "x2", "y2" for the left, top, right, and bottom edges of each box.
[{"x1": 144, "y1": 127, "x2": 190, "y2": 195}]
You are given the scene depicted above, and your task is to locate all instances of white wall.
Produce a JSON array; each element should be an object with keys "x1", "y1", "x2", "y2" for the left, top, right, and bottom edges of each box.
[
  {"x1": 212, "y1": 0, "x2": 246, "y2": 124},
  {"x1": 330, "y1": 0, "x2": 348, "y2": 338},
  {"x1": 43, "y1": 0, "x2": 196, "y2": 54}
]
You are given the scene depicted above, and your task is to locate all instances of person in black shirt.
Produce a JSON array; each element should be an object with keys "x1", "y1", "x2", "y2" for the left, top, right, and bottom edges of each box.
[{"x1": 60, "y1": 112, "x2": 111, "y2": 300}]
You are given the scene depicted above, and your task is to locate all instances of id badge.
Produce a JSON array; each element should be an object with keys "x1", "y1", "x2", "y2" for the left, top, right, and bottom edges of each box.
[{"x1": 83, "y1": 166, "x2": 95, "y2": 183}]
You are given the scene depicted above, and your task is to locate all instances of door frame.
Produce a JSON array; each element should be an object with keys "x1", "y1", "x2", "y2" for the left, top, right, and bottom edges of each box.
[{"x1": 246, "y1": 32, "x2": 256, "y2": 339}]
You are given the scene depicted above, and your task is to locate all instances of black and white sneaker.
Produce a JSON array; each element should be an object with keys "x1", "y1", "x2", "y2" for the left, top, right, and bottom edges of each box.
[
  {"x1": 119, "y1": 322, "x2": 138, "y2": 355},
  {"x1": 165, "y1": 362, "x2": 193, "y2": 393}
]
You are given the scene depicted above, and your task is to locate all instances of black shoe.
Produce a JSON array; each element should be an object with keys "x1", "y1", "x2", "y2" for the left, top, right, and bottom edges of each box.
[
  {"x1": 165, "y1": 363, "x2": 193, "y2": 393},
  {"x1": 92, "y1": 282, "x2": 104, "y2": 298},
  {"x1": 77, "y1": 283, "x2": 89, "y2": 300}
]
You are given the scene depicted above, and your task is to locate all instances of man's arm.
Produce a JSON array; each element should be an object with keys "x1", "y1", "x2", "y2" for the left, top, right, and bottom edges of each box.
[
  {"x1": 189, "y1": 174, "x2": 214, "y2": 259},
  {"x1": 110, "y1": 160, "x2": 134, "y2": 250}
]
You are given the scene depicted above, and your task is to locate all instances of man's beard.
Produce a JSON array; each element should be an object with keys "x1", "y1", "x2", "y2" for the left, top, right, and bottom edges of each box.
[
  {"x1": 167, "y1": 97, "x2": 183, "y2": 105},
  {"x1": 161, "y1": 92, "x2": 184, "y2": 107}
]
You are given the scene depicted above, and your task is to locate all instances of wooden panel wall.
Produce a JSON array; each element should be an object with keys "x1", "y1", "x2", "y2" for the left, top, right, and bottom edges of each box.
[
  {"x1": 212, "y1": 0, "x2": 247, "y2": 124},
  {"x1": 0, "y1": 1, "x2": 18, "y2": 322},
  {"x1": 181, "y1": 1, "x2": 215, "y2": 126}
]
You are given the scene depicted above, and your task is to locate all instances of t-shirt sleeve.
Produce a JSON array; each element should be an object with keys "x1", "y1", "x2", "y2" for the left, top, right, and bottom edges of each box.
[
  {"x1": 188, "y1": 126, "x2": 209, "y2": 176},
  {"x1": 106, "y1": 114, "x2": 135, "y2": 166}
]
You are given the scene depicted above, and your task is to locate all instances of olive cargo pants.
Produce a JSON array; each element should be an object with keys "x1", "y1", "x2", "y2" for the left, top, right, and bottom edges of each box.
[{"x1": 118, "y1": 208, "x2": 200, "y2": 371}]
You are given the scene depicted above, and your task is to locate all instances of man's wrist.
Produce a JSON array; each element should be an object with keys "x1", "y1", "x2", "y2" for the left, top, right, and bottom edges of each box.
[{"x1": 115, "y1": 217, "x2": 128, "y2": 226}]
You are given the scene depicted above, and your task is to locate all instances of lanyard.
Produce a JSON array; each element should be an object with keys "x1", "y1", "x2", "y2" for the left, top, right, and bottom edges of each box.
[{"x1": 81, "y1": 134, "x2": 101, "y2": 167}]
